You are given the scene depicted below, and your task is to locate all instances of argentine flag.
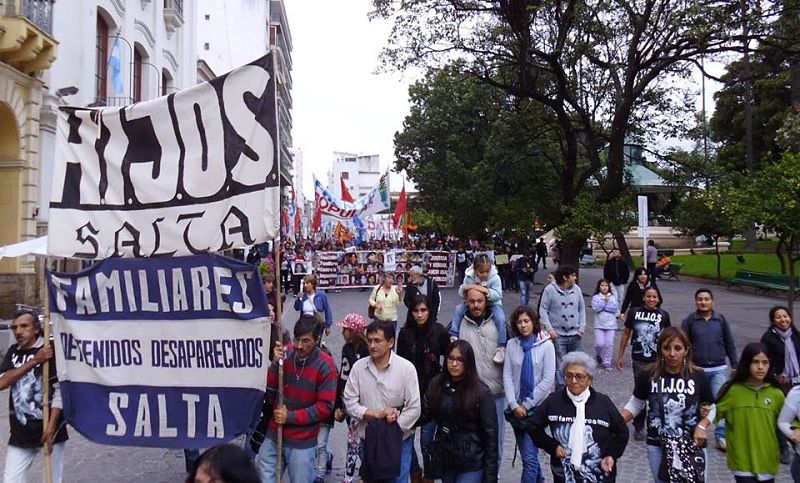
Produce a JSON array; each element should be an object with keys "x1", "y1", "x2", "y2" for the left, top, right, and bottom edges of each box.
[{"x1": 107, "y1": 36, "x2": 124, "y2": 94}]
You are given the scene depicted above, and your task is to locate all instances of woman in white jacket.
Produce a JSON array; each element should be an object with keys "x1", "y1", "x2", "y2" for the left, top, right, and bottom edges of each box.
[
  {"x1": 591, "y1": 279, "x2": 620, "y2": 370},
  {"x1": 503, "y1": 305, "x2": 556, "y2": 483}
]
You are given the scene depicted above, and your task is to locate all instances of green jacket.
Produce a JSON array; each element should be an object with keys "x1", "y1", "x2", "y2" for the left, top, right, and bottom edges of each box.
[{"x1": 716, "y1": 382, "x2": 785, "y2": 475}]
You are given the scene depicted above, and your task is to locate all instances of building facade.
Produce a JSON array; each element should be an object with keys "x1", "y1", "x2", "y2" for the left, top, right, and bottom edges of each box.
[{"x1": 327, "y1": 152, "x2": 382, "y2": 200}]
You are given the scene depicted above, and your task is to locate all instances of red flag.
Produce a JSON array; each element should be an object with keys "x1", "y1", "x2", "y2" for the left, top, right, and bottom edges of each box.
[
  {"x1": 340, "y1": 176, "x2": 355, "y2": 203},
  {"x1": 311, "y1": 193, "x2": 322, "y2": 232},
  {"x1": 393, "y1": 183, "x2": 407, "y2": 229}
]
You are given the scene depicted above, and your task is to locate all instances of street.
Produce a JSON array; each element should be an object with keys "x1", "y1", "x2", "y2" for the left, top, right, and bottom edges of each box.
[{"x1": 0, "y1": 265, "x2": 794, "y2": 482}]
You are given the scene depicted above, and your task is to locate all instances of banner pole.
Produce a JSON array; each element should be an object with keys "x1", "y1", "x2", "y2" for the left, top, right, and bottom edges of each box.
[
  {"x1": 40, "y1": 256, "x2": 53, "y2": 483},
  {"x1": 271, "y1": 46, "x2": 285, "y2": 481}
]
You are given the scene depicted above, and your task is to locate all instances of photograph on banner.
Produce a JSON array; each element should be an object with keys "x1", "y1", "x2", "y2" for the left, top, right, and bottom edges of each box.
[
  {"x1": 47, "y1": 253, "x2": 269, "y2": 448},
  {"x1": 314, "y1": 250, "x2": 455, "y2": 289}
]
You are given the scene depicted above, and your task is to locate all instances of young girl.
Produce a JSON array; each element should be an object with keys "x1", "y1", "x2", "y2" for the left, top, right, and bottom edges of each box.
[
  {"x1": 591, "y1": 279, "x2": 619, "y2": 371},
  {"x1": 448, "y1": 254, "x2": 507, "y2": 363},
  {"x1": 716, "y1": 342, "x2": 786, "y2": 483},
  {"x1": 332, "y1": 313, "x2": 370, "y2": 483}
]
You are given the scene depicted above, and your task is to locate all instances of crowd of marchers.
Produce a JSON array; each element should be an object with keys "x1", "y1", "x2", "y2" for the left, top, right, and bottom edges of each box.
[{"x1": 4, "y1": 252, "x2": 800, "y2": 483}]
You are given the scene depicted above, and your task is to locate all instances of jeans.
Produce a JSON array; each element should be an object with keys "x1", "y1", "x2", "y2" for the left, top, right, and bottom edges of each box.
[
  {"x1": 450, "y1": 303, "x2": 508, "y2": 346},
  {"x1": 646, "y1": 443, "x2": 709, "y2": 483},
  {"x1": 611, "y1": 284, "x2": 625, "y2": 309},
  {"x1": 315, "y1": 424, "x2": 333, "y2": 478},
  {"x1": 553, "y1": 335, "x2": 583, "y2": 389},
  {"x1": 493, "y1": 395, "x2": 507, "y2": 465},
  {"x1": 536, "y1": 253, "x2": 547, "y2": 269},
  {"x1": 3, "y1": 443, "x2": 65, "y2": 483},
  {"x1": 594, "y1": 328, "x2": 615, "y2": 368},
  {"x1": 519, "y1": 279, "x2": 534, "y2": 306},
  {"x1": 396, "y1": 436, "x2": 414, "y2": 483},
  {"x1": 631, "y1": 360, "x2": 650, "y2": 432},
  {"x1": 792, "y1": 452, "x2": 800, "y2": 482},
  {"x1": 257, "y1": 437, "x2": 316, "y2": 483},
  {"x1": 514, "y1": 429, "x2": 544, "y2": 482},
  {"x1": 410, "y1": 420, "x2": 436, "y2": 473},
  {"x1": 442, "y1": 469, "x2": 483, "y2": 483},
  {"x1": 704, "y1": 368, "x2": 729, "y2": 440}
]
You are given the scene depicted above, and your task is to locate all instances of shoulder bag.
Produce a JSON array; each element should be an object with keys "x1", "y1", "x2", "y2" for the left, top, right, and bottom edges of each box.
[
  {"x1": 656, "y1": 377, "x2": 706, "y2": 482},
  {"x1": 368, "y1": 285, "x2": 379, "y2": 319}
]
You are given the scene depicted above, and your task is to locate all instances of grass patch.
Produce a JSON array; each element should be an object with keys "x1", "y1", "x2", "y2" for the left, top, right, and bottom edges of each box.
[
  {"x1": 729, "y1": 239, "x2": 779, "y2": 252},
  {"x1": 672, "y1": 252, "x2": 782, "y2": 280}
]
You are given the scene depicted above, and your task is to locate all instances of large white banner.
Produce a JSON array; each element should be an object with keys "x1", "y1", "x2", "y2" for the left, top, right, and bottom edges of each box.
[
  {"x1": 313, "y1": 171, "x2": 390, "y2": 220},
  {"x1": 48, "y1": 55, "x2": 280, "y2": 258}
]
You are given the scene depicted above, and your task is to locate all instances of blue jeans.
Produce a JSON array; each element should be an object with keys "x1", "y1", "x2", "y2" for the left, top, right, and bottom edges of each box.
[
  {"x1": 257, "y1": 437, "x2": 316, "y2": 483},
  {"x1": 396, "y1": 436, "x2": 414, "y2": 483},
  {"x1": 442, "y1": 469, "x2": 483, "y2": 483},
  {"x1": 519, "y1": 280, "x2": 534, "y2": 306},
  {"x1": 553, "y1": 335, "x2": 583, "y2": 389},
  {"x1": 493, "y1": 395, "x2": 506, "y2": 465},
  {"x1": 704, "y1": 368, "x2": 728, "y2": 440},
  {"x1": 410, "y1": 420, "x2": 436, "y2": 473},
  {"x1": 315, "y1": 424, "x2": 333, "y2": 478},
  {"x1": 514, "y1": 429, "x2": 544, "y2": 482},
  {"x1": 450, "y1": 303, "x2": 508, "y2": 345},
  {"x1": 646, "y1": 443, "x2": 709, "y2": 483},
  {"x1": 792, "y1": 452, "x2": 800, "y2": 482}
]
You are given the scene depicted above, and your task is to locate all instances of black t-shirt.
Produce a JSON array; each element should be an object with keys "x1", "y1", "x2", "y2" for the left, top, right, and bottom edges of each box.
[
  {"x1": 0, "y1": 342, "x2": 68, "y2": 448},
  {"x1": 632, "y1": 371, "x2": 713, "y2": 446},
  {"x1": 624, "y1": 307, "x2": 671, "y2": 362}
]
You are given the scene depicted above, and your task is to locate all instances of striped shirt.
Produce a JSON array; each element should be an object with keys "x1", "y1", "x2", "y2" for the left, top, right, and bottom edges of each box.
[{"x1": 266, "y1": 346, "x2": 337, "y2": 448}]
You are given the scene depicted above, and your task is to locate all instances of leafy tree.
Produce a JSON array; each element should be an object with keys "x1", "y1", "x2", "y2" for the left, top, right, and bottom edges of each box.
[
  {"x1": 373, "y1": 0, "x2": 774, "y2": 266},
  {"x1": 672, "y1": 185, "x2": 744, "y2": 283},
  {"x1": 732, "y1": 153, "x2": 800, "y2": 311}
]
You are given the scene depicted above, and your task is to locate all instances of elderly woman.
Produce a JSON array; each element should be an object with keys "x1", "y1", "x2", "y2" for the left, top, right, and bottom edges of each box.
[
  {"x1": 293, "y1": 274, "x2": 333, "y2": 335},
  {"x1": 528, "y1": 352, "x2": 629, "y2": 482}
]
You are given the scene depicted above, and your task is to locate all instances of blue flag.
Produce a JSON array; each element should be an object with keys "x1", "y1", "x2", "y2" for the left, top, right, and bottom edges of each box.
[{"x1": 108, "y1": 36, "x2": 124, "y2": 94}]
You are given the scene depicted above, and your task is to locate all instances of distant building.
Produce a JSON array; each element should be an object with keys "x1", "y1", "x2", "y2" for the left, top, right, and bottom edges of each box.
[{"x1": 327, "y1": 152, "x2": 382, "y2": 199}]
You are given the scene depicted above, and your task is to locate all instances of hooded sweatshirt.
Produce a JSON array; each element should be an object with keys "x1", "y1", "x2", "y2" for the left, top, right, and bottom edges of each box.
[
  {"x1": 459, "y1": 265, "x2": 503, "y2": 305},
  {"x1": 503, "y1": 331, "x2": 556, "y2": 410}
]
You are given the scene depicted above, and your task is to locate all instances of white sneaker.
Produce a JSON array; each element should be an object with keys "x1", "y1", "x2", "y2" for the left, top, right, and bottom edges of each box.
[{"x1": 493, "y1": 347, "x2": 506, "y2": 364}]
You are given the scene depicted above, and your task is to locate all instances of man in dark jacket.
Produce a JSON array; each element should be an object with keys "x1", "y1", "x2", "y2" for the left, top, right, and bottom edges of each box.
[
  {"x1": 681, "y1": 288, "x2": 737, "y2": 452},
  {"x1": 403, "y1": 266, "x2": 441, "y2": 319},
  {"x1": 515, "y1": 252, "x2": 537, "y2": 306},
  {"x1": 603, "y1": 250, "x2": 630, "y2": 303},
  {"x1": 535, "y1": 238, "x2": 548, "y2": 269}
]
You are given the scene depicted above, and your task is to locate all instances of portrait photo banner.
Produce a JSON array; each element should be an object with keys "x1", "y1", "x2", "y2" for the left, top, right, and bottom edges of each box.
[
  {"x1": 48, "y1": 54, "x2": 280, "y2": 259},
  {"x1": 47, "y1": 254, "x2": 270, "y2": 448},
  {"x1": 314, "y1": 250, "x2": 455, "y2": 289}
]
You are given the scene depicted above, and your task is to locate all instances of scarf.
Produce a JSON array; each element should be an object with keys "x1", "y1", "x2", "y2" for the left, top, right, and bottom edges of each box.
[
  {"x1": 777, "y1": 327, "x2": 800, "y2": 380},
  {"x1": 567, "y1": 386, "x2": 591, "y2": 469},
  {"x1": 519, "y1": 335, "x2": 536, "y2": 401}
]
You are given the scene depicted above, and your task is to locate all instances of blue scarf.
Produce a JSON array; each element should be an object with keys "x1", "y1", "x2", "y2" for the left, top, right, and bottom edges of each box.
[{"x1": 519, "y1": 335, "x2": 536, "y2": 401}]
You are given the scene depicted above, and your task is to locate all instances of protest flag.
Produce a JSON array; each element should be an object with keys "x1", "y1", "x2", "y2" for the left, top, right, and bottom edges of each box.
[
  {"x1": 108, "y1": 36, "x2": 124, "y2": 94},
  {"x1": 393, "y1": 182, "x2": 407, "y2": 229},
  {"x1": 340, "y1": 176, "x2": 356, "y2": 203}
]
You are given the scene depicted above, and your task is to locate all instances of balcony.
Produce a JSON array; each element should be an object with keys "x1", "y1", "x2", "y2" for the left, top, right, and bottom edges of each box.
[
  {"x1": 163, "y1": 0, "x2": 184, "y2": 34},
  {"x1": 0, "y1": 0, "x2": 58, "y2": 74}
]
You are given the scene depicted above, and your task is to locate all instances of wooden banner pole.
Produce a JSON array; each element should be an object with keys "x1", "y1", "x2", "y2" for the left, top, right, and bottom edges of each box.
[{"x1": 40, "y1": 256, "x2": 53, "y2": 483}]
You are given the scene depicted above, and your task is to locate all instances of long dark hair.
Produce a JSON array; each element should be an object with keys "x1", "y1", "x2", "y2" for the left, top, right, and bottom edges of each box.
[
  {"x1": 649, "y1": 327, "x2": 700, "y2": 380},
  {"x1": 429, "y1": 340, "x2": 486, "y2": 418},
  {"x1": 594, "y1": 279, "x2": 611, "y2": 295},
  {"x1": 186, "y1": 444, "x2": 260, "y2": 483},
  {"x1": 405, "y1": 294, "x2": 435, "y2": 327},
  {"x1": 509, "y1": 305, "x2": 542, "y2": 338},
  {"x1": 632, "y1": 267, "x2": 649, "y2": 285},
  {"x1": 717, "y1": 342, "x2": 778, "y2": 402},
  {"x1": 769, "y1": 306, "x2": 793, "y2": 329}
]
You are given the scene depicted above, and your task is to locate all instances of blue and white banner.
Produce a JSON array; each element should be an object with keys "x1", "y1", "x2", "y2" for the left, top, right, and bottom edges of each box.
[{"x1": 48, "y1": 254, "x2": 270, "y2": 448}]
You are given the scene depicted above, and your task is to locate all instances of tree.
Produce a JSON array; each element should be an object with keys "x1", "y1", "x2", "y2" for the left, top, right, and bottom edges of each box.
[
  {"x1": 733, "y1": 152, "x2": 800, "y2": 312},
  {"x1": 394, "y1": 66, "x2": 562, "y2": 238},
  {"x1": 671, "y1": 186, "x2": 743, "y2": 283},
  {"x1": 373, "y1": 0, "x2": 777, "y2": 266}
]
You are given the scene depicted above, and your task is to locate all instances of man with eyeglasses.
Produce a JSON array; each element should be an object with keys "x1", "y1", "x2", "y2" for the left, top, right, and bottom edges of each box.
[
  {"x1": 456, "y1": 287, "x2": 508, "y2": 469},
  {"x1": 539, "y1": 265, "x2": 586, "y2": 391},
  {"x1": 343, "y1": 319, "x2": 421, "y2": 482}
]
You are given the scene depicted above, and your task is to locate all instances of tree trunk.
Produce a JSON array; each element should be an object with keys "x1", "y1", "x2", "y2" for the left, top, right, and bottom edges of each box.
[
  {"x1": 560, "y1": 237, "x2": 584, "y2": 272},
  {"x1": 715, "y1": 235, "x2": 722, "y2": 284},
  {"x1": 777, "y1": 233, "x2": 788, "y2": 275},
  {"x1": 788, "y1": 234, "x2": 797, "y2": 318},
  {"x1": 614, "y1": 232, "x2": 636, "y2": 270}
]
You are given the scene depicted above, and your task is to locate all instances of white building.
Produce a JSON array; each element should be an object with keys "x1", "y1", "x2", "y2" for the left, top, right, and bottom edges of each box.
[
  {"x1": 327, "y1": 152, "x2": 382, "y2": 200},
  {"x1": 195, "y1": 0, "x2": 269, "y2": 77}
]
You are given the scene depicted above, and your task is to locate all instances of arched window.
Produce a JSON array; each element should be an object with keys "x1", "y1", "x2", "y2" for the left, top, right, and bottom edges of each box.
[
  {"x1": 161, "y1": 69, "x2": 173, "y2": 96},
  {"x1": 133, "y1": 48, "x2": 143, "y2": 102},
  {"x1": 95, "y1": 14, "x2": 110, "y2": 102}
]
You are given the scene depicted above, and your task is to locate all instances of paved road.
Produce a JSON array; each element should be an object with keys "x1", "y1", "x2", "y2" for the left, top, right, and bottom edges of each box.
[{"x1": 0, "y1": 266, "x2": 794, "y2": 482}]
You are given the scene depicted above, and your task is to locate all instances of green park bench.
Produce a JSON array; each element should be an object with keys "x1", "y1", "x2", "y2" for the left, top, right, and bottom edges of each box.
[
  {"x1": 661, "y1": 263, "x2": 683, "y2": 281},
  {"x1": 579, "y1": 254, "x2": 597, "y2": 267},
  {"x1": 728, "y1": 269, "x2": 800, "y2": 293}
]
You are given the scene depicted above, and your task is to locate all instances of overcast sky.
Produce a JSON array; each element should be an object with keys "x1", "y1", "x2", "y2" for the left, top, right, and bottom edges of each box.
[{"x1": 288, "y1": 0, "x2": 414, "y2": 197}]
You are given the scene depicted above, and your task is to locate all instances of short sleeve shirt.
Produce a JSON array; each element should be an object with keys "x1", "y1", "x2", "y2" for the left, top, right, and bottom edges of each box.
[{"x1": 624, "y1": 308, "x2": 671, "y2": 362}]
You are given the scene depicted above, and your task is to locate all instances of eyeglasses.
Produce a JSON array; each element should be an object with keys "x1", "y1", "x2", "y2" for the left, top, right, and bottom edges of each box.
[
  {"x1": 565, "y1": 373, "x2": 589, "y2": 382},
  {"x1": 447, "y1": 356, "x2": 466, "y2": 364}
]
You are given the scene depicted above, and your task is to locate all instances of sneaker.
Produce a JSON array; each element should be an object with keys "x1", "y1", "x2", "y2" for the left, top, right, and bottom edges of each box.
[
  {"x1": 492, "y1": 347, "x2": 506, "y2": 364},
  {"x1": 604, "y1": 365, "x2": 613, "y2": 371},
  {"x1": 634, "y1": 429, "x2": 646, "y2": 441},
  {"x1": 716, "y1": 437, "x2": 727, "y2": 451}
]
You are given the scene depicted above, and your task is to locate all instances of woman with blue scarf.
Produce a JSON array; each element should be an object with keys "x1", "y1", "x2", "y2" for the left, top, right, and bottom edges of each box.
[{"x1": 503, "y1": 305, "x2": 556, "y2": 482}]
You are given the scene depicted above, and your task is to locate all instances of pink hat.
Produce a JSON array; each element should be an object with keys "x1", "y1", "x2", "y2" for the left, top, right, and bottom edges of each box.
[{"x1": 337, "y1": 313, "x2": 368, "y2": 332}]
